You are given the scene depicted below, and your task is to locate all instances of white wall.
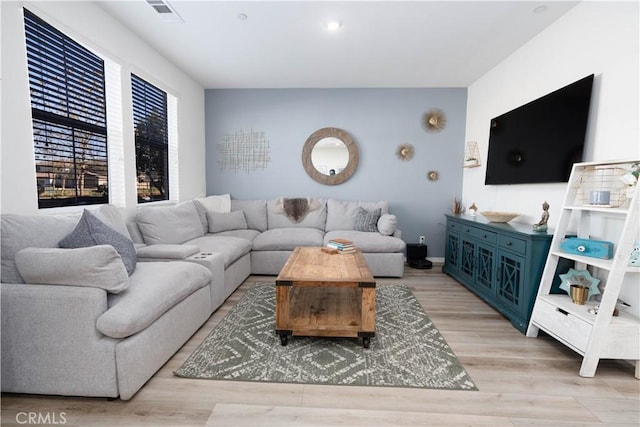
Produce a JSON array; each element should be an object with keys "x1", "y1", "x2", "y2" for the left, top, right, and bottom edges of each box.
[
  {"x1": 463, "y1": 1, "x2": 639, "y2": 227},
  {"x1": 464, "y1": 1, "x2": 639, "y2": 315},
  {"x1": 0, "y1": 1, "x2": 206, "y2": 218}
]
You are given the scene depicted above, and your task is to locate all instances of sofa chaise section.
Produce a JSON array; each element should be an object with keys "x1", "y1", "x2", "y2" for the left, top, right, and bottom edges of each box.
[{"x1": 1, "y1": 207, "x2": 213, "y2": 400}]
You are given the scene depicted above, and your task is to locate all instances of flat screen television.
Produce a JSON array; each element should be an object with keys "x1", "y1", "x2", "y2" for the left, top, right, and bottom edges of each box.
[{"x1": 484, "y1": 74, "x2": 594, "y2": 185}]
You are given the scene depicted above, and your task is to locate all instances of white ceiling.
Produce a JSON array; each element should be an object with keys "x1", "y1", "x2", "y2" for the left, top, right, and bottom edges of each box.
[{"x1": 98, "y1": 1, "x2": 579, "y2": 89}]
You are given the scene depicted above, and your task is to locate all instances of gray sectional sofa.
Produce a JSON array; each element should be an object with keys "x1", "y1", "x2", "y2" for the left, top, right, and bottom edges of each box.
[
  {"x1": 0, "y1": 196, "x2": 405, "y2": 400},
  {"x1": 129, "y1": 196, "x2": 406, "y2": 279}
]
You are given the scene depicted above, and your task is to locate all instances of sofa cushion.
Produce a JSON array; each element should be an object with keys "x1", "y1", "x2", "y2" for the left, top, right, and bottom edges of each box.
[
  {"x1": 253, "y1": 228, "x2": 324, "y2": 251},
  {"x1": 325, "y1": 199, "x2": 389, "y2": 231},
  {"x1": 192, "y1": 200, "x2": 209, "y2": 235},
  {"x1": 15, "y1": 245, "x2": 128, "y2": 293},
  {"x1": 354, "y1": 207, "x2": 382, "y2": 232},
  {"x1": 211, "y1": 229, "x2": 261, "y2": 241},
  {"x1": 194, "y1": 194, "x2": 231, "y2": 233},
  {"x1": 93, "y1": 204, "x2": 132, "y2": 240},
  {"x1": 136, "y1": 201, "x2": 204, "y2": 245},
  {"x1": 267, "y1": 198, "x2": 326, "y2": 230},
  {"x1": 207, "y1": 210, "x2": 248, "y2": 233},
  {"x1": 97, "y1": 262, "x2": 211, "y2": 339},
  {"x1": 377, "y1": 214, "x2": 398, "y2": 236},
  {"x1": 59, "y1": 210, "x2": 137, "y2": 275},
  {"x1": 184, "y1": 235, "x2": 252, "y2": 268},
  {"x1": 1, "y1": 212, "x2": 81, "y2": 284},
  {"x1": 136, "y1": 244, "x2": 200, "y2": 259},
  {"x1": 231, "y1": 199, "x2": 267, "y2": 232},
  {"x1": 324, "y1": 230, "x2": 406, "y2": 253}
]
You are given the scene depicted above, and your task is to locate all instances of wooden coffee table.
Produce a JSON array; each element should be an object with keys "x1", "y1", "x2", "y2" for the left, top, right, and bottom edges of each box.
[{"x1": 275, "y1": 246, "x2": 376, "y2": 348}]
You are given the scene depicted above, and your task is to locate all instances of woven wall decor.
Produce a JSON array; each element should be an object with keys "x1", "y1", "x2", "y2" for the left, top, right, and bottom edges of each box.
[
  {"x1": 217, "y1": 129, "x2": 271, "y2": 173},
  {"x1": 396, "y1": 144, "x2": 415, "y2": 161},
  {"x1": 422, "y1": 108, "x2": 447, "y2": 133}
]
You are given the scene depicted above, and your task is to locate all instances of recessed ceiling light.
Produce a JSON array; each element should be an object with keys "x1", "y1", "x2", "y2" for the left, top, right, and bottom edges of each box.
[
  {"x1": 237, "y1": 13, "x2": 248, "y2": 21},
  {"x1": 326, "y1": 20, "x2": 342, "y2": 32},
  {"x1": 533, "y1": 5, "x2": 549, "y2": 14}
]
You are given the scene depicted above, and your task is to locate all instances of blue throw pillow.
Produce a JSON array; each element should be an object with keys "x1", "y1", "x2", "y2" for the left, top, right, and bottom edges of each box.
[
  {"x1": 59, "y1": 209, "x2": 137, "y2": 275},
  {"x1": 354, "y1": 207, "x2": 382, "y2": 232}
]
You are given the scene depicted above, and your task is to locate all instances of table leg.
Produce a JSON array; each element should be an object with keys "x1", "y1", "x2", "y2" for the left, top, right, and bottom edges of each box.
[
  {"x1": 361, "y1": 287, "x2": 375, "y2": 333},
  {"x1": 275, "y1": 284, "x2": 290, "y2": 333}
]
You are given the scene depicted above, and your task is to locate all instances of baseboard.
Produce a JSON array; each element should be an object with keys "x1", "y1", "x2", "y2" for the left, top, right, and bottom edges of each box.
[{"x1": 404, "y1": 257, "x2": 444, "y2": 264}]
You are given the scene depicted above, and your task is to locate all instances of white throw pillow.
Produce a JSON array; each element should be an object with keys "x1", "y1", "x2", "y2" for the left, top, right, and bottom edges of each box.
[
  {"x1": 377, "y1": 214, "x2": 398, "y2": 236},
  {"x1": 196, "y1": 194, "x2": 231, "y2": 214}
]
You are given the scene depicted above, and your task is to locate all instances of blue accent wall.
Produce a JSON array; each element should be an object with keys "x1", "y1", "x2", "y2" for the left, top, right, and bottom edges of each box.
[{"x1": 205, "y1": 88, "x2": 466, "y2": 257}]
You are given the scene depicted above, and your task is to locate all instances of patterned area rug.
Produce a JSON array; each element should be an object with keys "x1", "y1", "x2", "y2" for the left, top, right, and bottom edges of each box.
[{"x1": 174, "y1": 284, "x2": 477, "y2": 390}]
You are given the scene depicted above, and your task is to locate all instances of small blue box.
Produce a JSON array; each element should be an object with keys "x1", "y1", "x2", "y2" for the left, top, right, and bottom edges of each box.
[{"x1": 560, "y1": 237, "x2": 614, "y2": 259}]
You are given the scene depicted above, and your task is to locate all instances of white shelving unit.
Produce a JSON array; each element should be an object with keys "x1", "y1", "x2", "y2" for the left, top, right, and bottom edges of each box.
[{"x1": 527, "y1": 159, "x2": 640, "y2": 378}]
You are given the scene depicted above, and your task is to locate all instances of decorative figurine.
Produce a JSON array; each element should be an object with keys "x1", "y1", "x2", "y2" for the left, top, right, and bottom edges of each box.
[
  {"x1": 532, "y1": 201, "x2": 550, "y2": 232},
  {"x1": 468, "y1": 203, "x2": 478, "y2": 216}
]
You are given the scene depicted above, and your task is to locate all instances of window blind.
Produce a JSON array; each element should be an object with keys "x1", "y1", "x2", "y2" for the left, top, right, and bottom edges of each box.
[
  {"x1": 132, "y1": 74, "x2": 169, "y2": 203},
  {"x1": 24, "y1": 9, "x2": 109, "y2": 208}
]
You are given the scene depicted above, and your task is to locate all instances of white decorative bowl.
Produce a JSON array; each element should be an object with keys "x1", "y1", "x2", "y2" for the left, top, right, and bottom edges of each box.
[{"x1": 480, "y1": 211, "x2": 520, "y2": 223}]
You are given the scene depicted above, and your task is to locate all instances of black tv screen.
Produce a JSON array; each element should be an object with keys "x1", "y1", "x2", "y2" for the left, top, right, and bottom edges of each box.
[{"x1": 484, "y1": 74, "x2": 594, "y2": 185}]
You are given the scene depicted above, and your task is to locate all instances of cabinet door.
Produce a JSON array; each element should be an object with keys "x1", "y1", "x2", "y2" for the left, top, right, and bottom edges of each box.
[
  {"x1": 474, "y1": 242, "x2": 496, "y2": 299},
  {"x1": 444, "y1": 229, "x2": 460, "y2": 272},
  {"x1": 496, "y1": 250, "x2": 525, "y2": 317},
  {"x1": 460, "y1": 237, "x2": 476, "y2": 283}
]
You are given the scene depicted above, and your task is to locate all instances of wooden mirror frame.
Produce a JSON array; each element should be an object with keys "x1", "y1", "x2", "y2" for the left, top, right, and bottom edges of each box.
[{"x1": 302, "y1": 127, "x2": 359, "y2": 185}]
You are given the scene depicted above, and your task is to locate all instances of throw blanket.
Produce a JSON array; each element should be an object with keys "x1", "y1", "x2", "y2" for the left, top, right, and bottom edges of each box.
[{"x1": 275, "y1": 197, "x2": 322, "y2": 223}]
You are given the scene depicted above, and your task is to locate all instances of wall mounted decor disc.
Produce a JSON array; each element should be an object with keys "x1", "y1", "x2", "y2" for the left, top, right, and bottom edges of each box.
[
  {"x1": 422, "y1": 108, "x2": 447, "y2": 133},
  {"x1": 427, "y1": 171, "x2": 439, "y2": 181},
  {"x1": 396, "y1": 144, "x2": 414, "y2": 161}
]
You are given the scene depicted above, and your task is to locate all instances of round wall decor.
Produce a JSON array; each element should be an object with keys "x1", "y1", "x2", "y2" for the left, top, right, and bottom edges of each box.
[
  {"x1": 395, "y1": 144, "x2": 414, "y2": 161},
  {"x1": 422, "y1": 108, "x2": 447, "y2": 133},
  {"x1": 427, "y1": 170, "x2": 439, "y2": 182}
]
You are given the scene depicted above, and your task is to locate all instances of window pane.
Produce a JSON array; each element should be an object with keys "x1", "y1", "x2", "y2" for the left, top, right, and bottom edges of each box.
[
  {"x1": 33, "y1": 120, "x2": 109, "y2": 208},
  {"x1": 132, "y1": 74, "x2": 169, "y2": 203},
  {"x1": 24, "y1": 9, "x2": 108, "y2": 209}
]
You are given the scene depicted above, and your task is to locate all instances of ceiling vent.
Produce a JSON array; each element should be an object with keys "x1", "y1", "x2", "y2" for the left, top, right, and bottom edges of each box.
[{"x1": 146, "y1": 0, "x2": 183, "y2": 23}]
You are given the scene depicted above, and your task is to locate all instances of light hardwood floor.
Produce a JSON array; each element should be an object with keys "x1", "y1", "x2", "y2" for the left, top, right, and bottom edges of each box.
[{"x1": 2, "y1": 265, "x2": 639, "y2": 426}]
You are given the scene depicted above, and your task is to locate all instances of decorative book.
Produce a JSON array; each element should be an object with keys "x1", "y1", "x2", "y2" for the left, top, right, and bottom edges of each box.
[{"x1": 327, "y1": 238, "x2": 356, "y2": 253}]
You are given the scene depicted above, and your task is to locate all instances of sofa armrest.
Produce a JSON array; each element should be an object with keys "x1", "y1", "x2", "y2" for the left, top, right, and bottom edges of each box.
[
  {"x1": 136, "y1": 244, "x2": 200, "y2": 261},
  {"x1": 182, "y1": 252, "x2": 226, "y2": 311},
  {"x1": 1, "y1": 283, "x2": 119, "y2": 396}
]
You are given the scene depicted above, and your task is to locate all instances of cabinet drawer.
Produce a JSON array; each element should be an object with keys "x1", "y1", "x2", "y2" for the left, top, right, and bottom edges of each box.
[
  {"x1": 531, "y1": 299, "x2": 591, "y2": 351},
  {"x1": 498, "y1": 235, "x2": 526, "y2": 254},
  {"x1": 448, "y1": 221, "x2": 460, "y2": 232},
  {"x1": 466, "y1": 227, "x2": 497, "y2": 244}
]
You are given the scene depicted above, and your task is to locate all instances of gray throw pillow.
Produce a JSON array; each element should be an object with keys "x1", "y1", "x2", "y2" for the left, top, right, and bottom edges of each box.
[
  {"x1": 59, "y1": 209, "x2": 137, "y2": 275},
  {"x1": 354, "y1": 207, "x2": 382, "y2": 232},
  {"x1": 15, "y1": 245, "x2": 129, "y2": 293},
  {"x1": 207, "y1": 210, "x2": 248, "y2": 233}
]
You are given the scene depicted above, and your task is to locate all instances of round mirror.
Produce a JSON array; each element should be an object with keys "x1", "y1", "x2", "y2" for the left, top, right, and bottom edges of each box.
[
  {"x1": 311, "y1": 137, "x2": 349, "y2": 175},
  {"x1": 302, "y1": 127, "x2": 358, "y2": 185}
]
